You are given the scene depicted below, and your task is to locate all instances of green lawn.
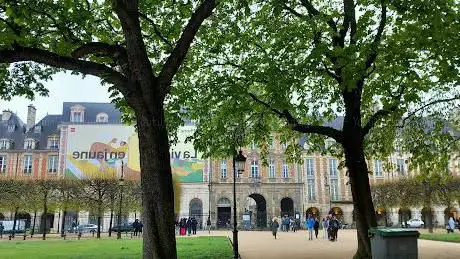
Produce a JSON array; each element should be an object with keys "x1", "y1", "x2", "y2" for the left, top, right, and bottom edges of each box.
[
  {"x1": 419, "y1": 232, "x2": 460, "y2": 243},
  {"x1": 0, "y1": 237, "x2": 233, "y2": 259}
]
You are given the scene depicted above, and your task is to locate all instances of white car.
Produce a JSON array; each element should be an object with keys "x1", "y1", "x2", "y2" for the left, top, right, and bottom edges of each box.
[
  {"x1": 406, "y1": 219, "x2": 424, "y2": 228},
  {"x1": 77, "y1": 224, "x2": 98, "y2": 233}
]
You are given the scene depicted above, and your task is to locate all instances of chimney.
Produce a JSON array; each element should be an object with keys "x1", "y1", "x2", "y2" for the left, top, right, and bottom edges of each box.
[
  {"x1": 26, "y1": 105, "x2": 36, "y2": 131},
  {"x1": 2, "y1": 110, "x2": 12, "y2": 121}
]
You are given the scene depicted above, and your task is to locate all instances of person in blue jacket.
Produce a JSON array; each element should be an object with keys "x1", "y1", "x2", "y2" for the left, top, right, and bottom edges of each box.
[{"x1": 305, "y1": 214, "x2": 315, "y2": 240}]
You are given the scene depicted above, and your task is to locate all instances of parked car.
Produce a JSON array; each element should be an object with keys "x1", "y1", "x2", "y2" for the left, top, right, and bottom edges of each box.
[
  {"x1": 110, "y1": 222, "x2": 134, "y2": 233},
  {"x1": 77, "y1": 224, "x2": 98, "y2": 233},
  {"x1": 406, "y1": 219, "x2": 424, "y2": 228}
]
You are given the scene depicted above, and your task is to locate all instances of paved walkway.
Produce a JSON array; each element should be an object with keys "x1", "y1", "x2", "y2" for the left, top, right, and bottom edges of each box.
[{"x1": 207, "y1": 229, "x2": 460, "y2": 259}]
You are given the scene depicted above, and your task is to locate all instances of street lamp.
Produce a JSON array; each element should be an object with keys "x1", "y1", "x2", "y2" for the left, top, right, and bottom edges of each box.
[
  {"x1": 233, "y1": 150, "x2": 246, "y2": 259},
  {"x1": 117, "y1": 160, "x2": 125, "y2": 240},
  {"x1": 324, "y1": 176, "x2": 331, "y2": 214}
]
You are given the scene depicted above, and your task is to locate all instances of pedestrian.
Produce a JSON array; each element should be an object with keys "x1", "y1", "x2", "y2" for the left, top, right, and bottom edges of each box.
[
  {"x1": 0, "y1": 222, "x2": 4, "y2": 239},
  {"x1": 271, "y1": 218, "x2": 279, "y2": 239},
  {"x1": 447, "y1": 217, "x2": 455, "y2": 233},
  {"x1": 132, "y1": 219, "x2": 140, "y2": 237},
  {"x1": 186, "y1": 218, "x2": 192, "y2": 236},
  {"x1": 306, "y1": 215, "x2": 315, "y2": 240},
  {"x1": 314, "y1": 218, "x2": 320, "y2": 239},
  {"x1": 322, "y1": 218, "x2": 328, "y2": 239},
  {"x1": 329, "y1": 216, "x2": 339, "y2": 241},
  {"x1": 206, "y1": 217, "x2": 212, "y2": 234},
  {"x1": 191, "y1": 217, "x2": 198, "y2": 235},
  {"x1": 139, "y1": 221, "x2": 143, "y2": 235},
  {"x1": 180, "y1": 218, "x2": 187, "y2": 236}
]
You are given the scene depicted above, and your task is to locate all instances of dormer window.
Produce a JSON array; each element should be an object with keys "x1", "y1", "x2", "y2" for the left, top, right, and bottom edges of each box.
[
  {"x1": 0, "y1": 139, "x2": 10, "y2": 150},
  {"x1": 70, "y1": 105, "x2": 85, "y2": 123},
  {"x1": 48, "y1": 136, "x2": 59, "y2": 149},
  {"x1": 96, "y1": 113, "x2": 109, "y2": 123},
  {"x1": 24, "y1": 139, "x2": 36, "y2": 150},
  {"x1": 7, "y1": 124, "x2": 15, "y2": 132},
  {"x1": 34, "y1": 125, "x2": 41, "y2": 133}
]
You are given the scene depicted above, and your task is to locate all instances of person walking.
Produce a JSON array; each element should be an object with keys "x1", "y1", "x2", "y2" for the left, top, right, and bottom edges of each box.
[
  {"x1": 206, "y1": 217, "x2": 212, "y2": 234},
  {"x1": 322, "y1": 218, "x2": 328, "y2": 239},
  {"x1": 132, "y1": 219, "x2": 140, "y2": 237},
  {"x1": 306, "y1": 215, "x2": 315, "y2": 240},
  {"x1": 186, "y1": 218, "x2": 192, "y2": 236},
  {"x1": 180, "y1": 218, "x2": 187, "y2": 236},
  {"x1": 0, "y1": 222, "x2": 4, "y2": 239},
  {"x1": 191, "y1": 217, "x2": 198, "y2": 235},
  {"x1": 271, "y1": 218, "x2": 279, "y2": 239},
  {"x1": 329, "y1": 216, "x2": 339, "y2": 241},
  {"x1": 447, "y1": 217, "x2": 455, "y2": 233},
  {"x1": 314, "y1": 218, "x2": 320, "y2": 239}
]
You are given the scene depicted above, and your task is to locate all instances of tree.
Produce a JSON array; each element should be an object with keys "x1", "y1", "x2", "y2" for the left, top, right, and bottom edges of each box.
[
  {"x1": 56, "y1": 179, "x2": 84, "y2": 237},
  {"x1": 0, "y1": 179, "x2": 32, "y2": 238},
  {"x1": 0, "y1": 1, "x2": 218, "y2": 257},
  {"x1": 33, "y1": 179, "x2": 58, "y2": 240},
  {"x1": 180, "y1": 1, "x2": 460, "y2": 257}
]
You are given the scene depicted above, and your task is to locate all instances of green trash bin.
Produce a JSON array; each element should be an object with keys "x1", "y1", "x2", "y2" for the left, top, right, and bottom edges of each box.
[{"x1": 368, "y1": 228, "x2": 419, "y2": 259}]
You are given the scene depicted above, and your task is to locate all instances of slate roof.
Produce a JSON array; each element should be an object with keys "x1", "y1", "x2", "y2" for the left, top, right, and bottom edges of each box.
[
  {"x1": 61, "y1": 102, "x2": 122, "y2": 124},
  {"x1": 26, "y1": 115, "x2": 62, "y2": 149},
  {"x1": 0, "y1": 112, "x2": 26, "y2": 150}
]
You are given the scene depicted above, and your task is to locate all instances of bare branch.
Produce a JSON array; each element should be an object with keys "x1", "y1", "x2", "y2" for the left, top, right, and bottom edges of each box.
[
  {"x1": 138, "y1": 12, "x2": 174, "y2": 51},
  {"x1": 362, "y1": 84, "x2": 405, "y2": 136},
  {"x1": 158, "y1": 0, "x2": 218, "y2": 96},
  {"x1": 248, "y1": 92, "x2": 344, "y2": 143},
  {"x1": 0, "y1": 44, "x2": 131, "y2": 95},
  {"x1": 401, "y1": 94, "x2": 460, "y2": 127}
]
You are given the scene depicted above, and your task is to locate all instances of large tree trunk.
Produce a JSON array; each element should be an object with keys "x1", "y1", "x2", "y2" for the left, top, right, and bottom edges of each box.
[
  {"x1": 343, "y1": 89, "x2": 377, "y2": 259},
  {"x1": 97, "y1": 202, "x2": 102, "y2": 239},
  {"x1": 136, "y1": 107, "x2": 176, "y2": 259},
  {"x1": 425, "y1": 193, "x2": 434, "y2": 233}
]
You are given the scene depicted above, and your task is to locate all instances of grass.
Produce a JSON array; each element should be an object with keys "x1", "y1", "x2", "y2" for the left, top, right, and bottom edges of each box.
[
  {"x1": 419, "y1": 232, "x2": 460, "y2": 243},
  {"x1": 0, "y1": 237, "x2": 233, "y2": 259}
]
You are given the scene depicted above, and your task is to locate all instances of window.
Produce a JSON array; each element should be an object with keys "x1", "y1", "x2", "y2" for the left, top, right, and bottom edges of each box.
[
  {"x1": 396, "y1": 159, "x2": 405, "y2": 175},
  {"x1": 307, "y1": 179, "x2": 316, "y2": 201},
  {"x1": 328, "y1": 158, "x2": 338, "y2": 177},
  {"x1": 24, "y1": 139, "x2": 35, "y2": 150},
  {"x1": 281, "y1": 142, "x2": 288, "y2": 150},
  {"x1": 251, "y1": 160, "x2": 259, "y2": 178},
  {"x1": 374, "y1": 160, "x2": 383, "y2": 177},
  {"x1": 330, "y1": 179, "x2": 339, "y2": 201},
  {"x1": 48, "y1": 137, "x2": 59, "y2": 149},
  {"x1": 34, "y1": 126, "x2": 41, "y2": 133},
  {"x1": 23, "y1": 155, "x2": 32, "y2": 174},
  {"x1": 251, "y1": 141, "x2": 257, "y2": 150},
  {"x1": 0, "y1": 155, "x2": 7, "y2": 173},
  {"x1": 269, "y1": 136, "x2": 274, "y2": 149},
  {"x1": 96, "y1": 113, "x2": 109, "y2": 123},
  {"x1": 220, "y1": 160, "x2": 227, "y2": 178},
  {"x1": 268, "y1": 159, "x2": 276, "y2": 178},
  {"x1": 282, "y1": 160, "x2": 289, "y2": 178},
  {"x1": 0, "y1": 139, "x2": 9, "y2": 149},
  {"x1": 7, "y1": 124, "x2": 15, "y2": 132},
  {"x1": 72, "y1": 111, "x2": 82, "y2": 123},
  {"x1": 48, "y1": 155, "x2": 58, "y2": 173},
  {"x1": 305, "y1": 158, "x2": 314, "y2": 177}
]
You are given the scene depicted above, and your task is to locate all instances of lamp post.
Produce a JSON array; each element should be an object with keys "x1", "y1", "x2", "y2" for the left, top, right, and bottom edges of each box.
[
  {"x1": 324, "y1": 176, "x2": 331, "y2": 214},
  {"x1": 233, "y1": 150, "x2": 246, "y2": 259},
  {"x1": 117, "y1": 160, "x2": 125, "y2": 239}
]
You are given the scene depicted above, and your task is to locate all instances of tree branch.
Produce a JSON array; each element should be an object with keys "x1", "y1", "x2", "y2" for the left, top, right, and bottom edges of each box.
[
  {"x1": 158, "y1": 0, "x2": 217, "y2": 96},
  {"x1": 138, "y1": 12, "x2": 174, "y2": 51},
  {"x1": 0, "y1": 44, "x2": 131, "y2": 95},
  {"x1": 401, "y1": 94, "x2": 460, "y2": 127},
  {"x1": 283, "y1": 4, "x2": 306, "y2": 19},
  {"x1": 248, "y1": 92, "x2": 344, "y2": 143},
  {"x1": 364, "y1": 1, "x2": 387, "y2": 72},
  {"x1": 362, "y1": 84, "x2": 405, "y2": 136},
  {"x1": 300, "y1": 0, "x2": 337, "y2": 32}
]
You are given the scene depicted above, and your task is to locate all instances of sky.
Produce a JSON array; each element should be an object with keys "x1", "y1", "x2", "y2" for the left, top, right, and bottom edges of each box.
[{"x1": 0, "y1": 72, "x2": 111, "y2": 123}]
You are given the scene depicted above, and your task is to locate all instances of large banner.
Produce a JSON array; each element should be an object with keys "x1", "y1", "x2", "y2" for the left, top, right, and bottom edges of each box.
[{"x1": 64, "y1": 124, "x2": 204, "y2": 182}]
